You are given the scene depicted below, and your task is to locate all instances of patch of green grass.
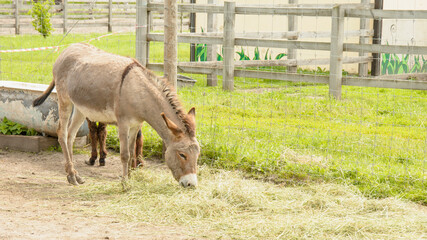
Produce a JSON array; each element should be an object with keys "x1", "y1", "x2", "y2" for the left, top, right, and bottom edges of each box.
[
  {"x1": 0, "y1": 33, "x2": 192, "y2": 83},
  {"x1": 1, "y1": 33, "x2": 426, "y2": 205}
]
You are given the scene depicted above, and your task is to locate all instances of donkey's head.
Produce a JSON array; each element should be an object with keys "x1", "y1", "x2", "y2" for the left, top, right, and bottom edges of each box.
[{"x1": 161, "y1": 107, "x2": 199, "y2": 188}]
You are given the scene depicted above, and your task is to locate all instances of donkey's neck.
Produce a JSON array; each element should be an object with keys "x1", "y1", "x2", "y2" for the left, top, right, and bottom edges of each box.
[
  {"x1": 139, "y1": 82, "x2": 185, "y2": 147},
  {"x1": 144, "y1": 103, "x2": 181, "y2": 146}
]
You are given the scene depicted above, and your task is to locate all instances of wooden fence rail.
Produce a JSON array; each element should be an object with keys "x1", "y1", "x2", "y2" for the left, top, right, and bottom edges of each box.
[
  {"x1": 0, "y1": 0, "x2": 190, "y2": 34},
  {"x1": 136, "y1": 1, "x2": 427, "y2": 96}
]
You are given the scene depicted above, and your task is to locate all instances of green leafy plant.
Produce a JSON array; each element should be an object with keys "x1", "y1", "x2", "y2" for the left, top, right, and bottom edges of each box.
[
  {"x1": 217, "y1": 47, "x2": 223, "y2": 61},
  {"x1": 194, "y1": 27, "x2": 207, "y2": 62},
  {"x1": 29, "y1": 0, "x2": 54, "y2": 38},
  {"x1": 236, "y1": 47, "x2": 285, "y2": 61},
  {"x1": 236, "y1": 47, "x2": 250, "y2": 60},
  {"x1": 0, "y1": 117, "x2": 39, "y2": 136},
  {"x1": 253, "y1": 46, "x2": 260, "y2": 60},
  {"x1": 195, "y1": 43, "x2": 207, "y2": 61},
  {"x1": 275, "y1": 53, "x2": 287, "y2": 60},
  {"x1": 195, "y1": 44, "x2": 224, "y2": 62},
  {"x1": 195, "y1": 38, "x2": 287, "y2": 63},
  {"x1": 381, "y1": 52, "x2": 427, "y2": 75}
]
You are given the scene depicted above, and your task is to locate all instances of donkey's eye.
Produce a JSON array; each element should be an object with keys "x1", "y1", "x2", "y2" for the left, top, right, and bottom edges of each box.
[{"x1": 179, "y1": 153, "x2": 187, "y2": 160}]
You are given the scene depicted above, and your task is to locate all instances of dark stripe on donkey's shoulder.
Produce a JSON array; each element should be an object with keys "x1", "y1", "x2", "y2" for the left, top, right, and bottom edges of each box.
[
  {"x1": 120, "y1": 62, "x2": 138, "y2": 91},
  {"x1": 120, "y1": 59, "x2": 146, "y2": 92}
]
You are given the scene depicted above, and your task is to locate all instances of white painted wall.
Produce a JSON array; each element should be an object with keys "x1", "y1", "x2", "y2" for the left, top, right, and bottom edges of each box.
[
  {"x1": 194, "y1": 0, "x2": 425, "y2": 74},
  {"x1": 381, "y1": 0, "x2": 427, "y2": 74}
]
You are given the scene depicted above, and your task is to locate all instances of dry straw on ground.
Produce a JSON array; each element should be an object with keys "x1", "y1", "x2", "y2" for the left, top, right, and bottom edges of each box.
[{"x1": 80, "y1": 160, "x2": 427, "y2": 239}]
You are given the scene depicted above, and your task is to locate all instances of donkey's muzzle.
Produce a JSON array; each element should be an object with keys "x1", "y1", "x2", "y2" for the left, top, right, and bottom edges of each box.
[{"x1": 179, "y1": 173, "x2": 198, "y2": 188}]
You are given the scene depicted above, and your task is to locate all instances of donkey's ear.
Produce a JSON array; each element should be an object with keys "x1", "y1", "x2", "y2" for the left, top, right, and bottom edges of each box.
[
  {"x1": 161, "y1": 112, "x2": 183, "y2": 137},
  {"x1": 186, "y1": 107, "x2": 196, "y2": 137},
  {"x1": 187, "y1": 107, "x2": 196, "y2": 120}
]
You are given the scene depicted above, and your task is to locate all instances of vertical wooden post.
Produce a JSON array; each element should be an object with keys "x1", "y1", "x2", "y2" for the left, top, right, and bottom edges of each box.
[
  {"x1": 148, "y1": 7, "x2": 153, "y2": 31},
  {"x1": 15, "y1": 0, "x2": 20, "y2": 35},
  {"x1": 371, "y1": 0, "x2": 383, "y2": 76},
  {"x1": 0, "y1": 45, "x2": 2, "y2": 80},
  {"x1": 358, "y1": 0, "x2": 370, "y2": 77},
  {"x1": 206, "y1": 0, "x2": 217, "y2": 86},
  {"x1": 287, "y1": 0, "x2": 297, "y2": 73},
  {"x1": 108, "y1": 0, "x2": 113, "y2": 32},
  {"x1": 164, "y1": 0, "x2": 178, "y2": 88},
  {"x1": 63, "y1": 0, "x2": 68, "y2": 34},
  {"x1": 222, "y1": 1, "x2": 235, "y2": 91},
  {"x1": 329, "y1": 5, "x2": 344, "y2": 99},
  {"x1": 189, "y1": 0, "x2": 196, "y2": 61},
  {"x1": 179, "y1": 0, "x2": 183, "y2": 33},
  {"x1": 136, "y1": 0, "x2": 148, "y2": 66}
]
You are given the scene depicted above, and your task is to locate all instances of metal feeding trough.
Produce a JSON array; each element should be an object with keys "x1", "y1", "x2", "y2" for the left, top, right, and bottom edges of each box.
[
  {"x1": 177, "y1": 74, "x2": 197, "y2": 88},
  {"x1": 0, "y1": 81, "x2": 89, "y2": 137}
]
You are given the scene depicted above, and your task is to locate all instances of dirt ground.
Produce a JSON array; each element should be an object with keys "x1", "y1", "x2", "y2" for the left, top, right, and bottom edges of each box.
[{"x1": 0, "y1": 149, "x2": 194, "y2": 240}]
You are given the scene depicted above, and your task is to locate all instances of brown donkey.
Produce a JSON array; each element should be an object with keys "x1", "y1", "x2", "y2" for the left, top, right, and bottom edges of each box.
[
  {"x1": 33, "y1": 43, "x2": 199, "y2": 187},
  {"x1": 86, "y1": 119, "x2": 144, "y2": 168}
]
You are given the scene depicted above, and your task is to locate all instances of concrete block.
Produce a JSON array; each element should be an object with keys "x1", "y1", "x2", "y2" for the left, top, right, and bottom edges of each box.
[
  {"x1": 0, "y1": 135, "x2": 58, "y2": 152},
  {"x1": 0, "y1": 135, "x2": 88, "y2": 152}
]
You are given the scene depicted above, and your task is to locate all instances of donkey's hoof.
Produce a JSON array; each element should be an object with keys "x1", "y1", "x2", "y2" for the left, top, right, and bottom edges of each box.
[
  {"x1": 85, "y1": 157, "x2": 96, "y2": 166},
  {"x1": 99, "y1": 158, "x2": 106, "y2": 166},
  {"x1": 136, "y1": 160, "x2": 145, "y2": 168},
  {"x1": 67, "y1": 175, "x2": 79, "y2": 185},
  {"x1": 120, "y1": 177, "x2": 130, "y2": 191},
  {"x1": 76, "y1": 175, "x2": 85, "y2": 184}
]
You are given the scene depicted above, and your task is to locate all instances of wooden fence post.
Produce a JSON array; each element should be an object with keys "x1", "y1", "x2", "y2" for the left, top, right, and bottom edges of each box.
[
  {"x1": 287, "y1": 0, "x2": 297, "y2": 73},
  {"x1": 329, "y1": 4, "x2": 344, "y2": 99},
  {"x1": 164, "y1": 0, "x2": 178, "y2": 88},
  {"x1": 358, "y1": 0, "x2": 370, "y2": 77},
  {"x1": 0, "y1": 45, "x2": 2, "y2": 80},
  {"x1": 223, "y1": 1, "x2": 235, "y2": 91},
  {"x1": 63, "y1": 0, "x2": 68, "y2": 34},
  {"x1": 189, "y1": 0, "x2": 196, "y2": 61},
  {"x1": 371, "y1": 0, "x2": 383, "y2": 76},
  {"x1": 206, "y1": 0, "x2": 217, "y2": 86},
  {"x1": 15, "y1": 0, "x2": 20, "y2": 35},
  {"x1": 136, "y1": 0, "x2": 148, "y2": 66},
  {"x1": 108, "y1": 0, "x2": 113, "y2": 32}
]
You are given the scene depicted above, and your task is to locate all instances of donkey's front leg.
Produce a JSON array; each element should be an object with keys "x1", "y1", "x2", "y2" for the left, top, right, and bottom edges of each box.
[
  {"x1": 128, "y1": 126, "x2": 140, "y2": 170},
  {"x1": 118, "y1": 125, "x2": 131, "y2": 180}
]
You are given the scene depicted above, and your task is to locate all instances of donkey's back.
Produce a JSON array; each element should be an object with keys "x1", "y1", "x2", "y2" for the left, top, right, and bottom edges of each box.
[
  {"x1": 54, "y1": 43, "x2": 132, "y2": 77},
  {"x1": 54, "y1": 43, "x2": 134, "y2": 123}
]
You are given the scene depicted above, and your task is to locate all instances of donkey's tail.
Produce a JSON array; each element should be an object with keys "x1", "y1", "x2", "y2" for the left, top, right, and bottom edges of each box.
[{"x1": 33, "y1": 80, "x2": 55, "y2": 107}]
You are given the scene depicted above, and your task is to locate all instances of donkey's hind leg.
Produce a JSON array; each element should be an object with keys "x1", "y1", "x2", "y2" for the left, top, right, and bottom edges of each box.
[
  {"x1": 97, "y1": 122, "x2": 108, "y2": 166},
  {"x1": 57, "y1": 100, "x2": 80, "y2": 185},
  {"x1": 66, "y1": 108, "x2": 86, "y2": 184},
  {"x1": 86, "y1": 119, "x2": 99, "y2": 166},
  {"x1": 132, "y1": 129, "x2": 144, "y2": 168}
]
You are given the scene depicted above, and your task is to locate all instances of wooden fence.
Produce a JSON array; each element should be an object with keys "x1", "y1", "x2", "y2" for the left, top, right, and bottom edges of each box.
[
  {"x1": 135, "y1": 1, "x2": 427, "y2": 97},
  {"x1": 0, "y1": 0, "x2": 190, "y2": 34}
]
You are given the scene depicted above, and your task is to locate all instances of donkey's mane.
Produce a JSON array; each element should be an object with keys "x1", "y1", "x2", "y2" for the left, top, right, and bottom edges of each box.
[{"x1": 121, "y1": 59, "x2": 195, "y2": 137}]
